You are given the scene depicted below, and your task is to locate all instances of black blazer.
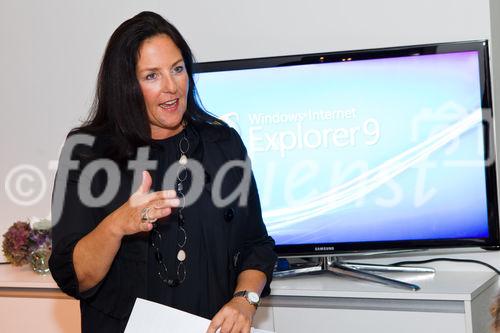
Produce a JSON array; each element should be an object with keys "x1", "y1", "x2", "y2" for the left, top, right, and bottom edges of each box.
[{"x1": 49, "y1": 122, "x2": 277, "y2": 332}]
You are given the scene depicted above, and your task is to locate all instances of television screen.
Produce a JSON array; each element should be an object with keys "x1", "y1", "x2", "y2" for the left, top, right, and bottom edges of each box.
[{"x1": 194, "y1": 41, "x2": 499, "y2": 256}]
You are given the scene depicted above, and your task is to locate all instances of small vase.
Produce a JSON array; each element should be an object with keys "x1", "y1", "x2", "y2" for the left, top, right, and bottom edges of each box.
[{"x1": 30, "y1": 246, "x2": 51, "y2": 275}]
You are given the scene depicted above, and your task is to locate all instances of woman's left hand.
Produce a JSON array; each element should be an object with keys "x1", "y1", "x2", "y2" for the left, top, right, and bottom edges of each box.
[{"x1": 206, "y1": 297, "x2": 256, "y2": 333}]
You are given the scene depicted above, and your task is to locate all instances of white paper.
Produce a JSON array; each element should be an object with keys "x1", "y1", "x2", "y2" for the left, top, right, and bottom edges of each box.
[{"x1": 125, "y1": 298, "x2": 274, "y2": 333}]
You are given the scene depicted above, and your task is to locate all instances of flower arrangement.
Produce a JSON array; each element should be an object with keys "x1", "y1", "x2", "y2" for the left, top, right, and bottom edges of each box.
[{"x1": 2, "y1": 218, "x2": 52, "y2": 270}]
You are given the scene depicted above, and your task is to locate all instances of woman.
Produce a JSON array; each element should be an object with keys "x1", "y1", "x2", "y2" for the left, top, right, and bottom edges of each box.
[
  {"x1": 492, "y1": 296, "x2": 500, "y2": 332},
  {"x1": 49, "y1": 11, "x2": 276, "y2": 333}
]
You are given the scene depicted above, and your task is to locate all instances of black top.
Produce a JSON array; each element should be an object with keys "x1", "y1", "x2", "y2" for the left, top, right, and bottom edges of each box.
[{"x1": 49, "y1": 121, "x2": 277, "y2": 333}]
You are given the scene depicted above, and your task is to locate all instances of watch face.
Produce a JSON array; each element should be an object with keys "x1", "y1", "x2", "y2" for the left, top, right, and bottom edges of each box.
[{"x1": 247, "y1": 292, "x2": 260, "y2": 303}]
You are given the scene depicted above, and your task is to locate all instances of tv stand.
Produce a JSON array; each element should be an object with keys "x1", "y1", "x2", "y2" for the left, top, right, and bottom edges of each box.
[{"x1": 273, "y1": 256, "x2": 435, "y2": 291}]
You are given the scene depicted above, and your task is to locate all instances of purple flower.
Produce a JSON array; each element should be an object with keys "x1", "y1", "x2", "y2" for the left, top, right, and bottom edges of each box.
[
  {"x1": 28, "y1": 229, "x2": 52, "y2": 252},
  {"x1": 2, "y1": 221, "x2": 32, "y2": 266}
]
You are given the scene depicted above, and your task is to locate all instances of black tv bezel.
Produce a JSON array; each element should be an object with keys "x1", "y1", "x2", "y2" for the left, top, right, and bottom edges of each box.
[{"x1": 195, "y1": 40, "x2": 500, "y2": 257}]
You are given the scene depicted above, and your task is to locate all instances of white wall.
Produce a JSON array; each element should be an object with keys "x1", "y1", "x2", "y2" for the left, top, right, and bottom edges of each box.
[{"x1": 0, "y1": 0, "x2": 498, "y2": 268}]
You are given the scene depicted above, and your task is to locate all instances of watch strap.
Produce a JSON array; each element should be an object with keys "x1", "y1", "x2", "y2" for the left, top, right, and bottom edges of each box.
[{"x1": 233, "y1": 290, "x2": 246, "y2": 298}]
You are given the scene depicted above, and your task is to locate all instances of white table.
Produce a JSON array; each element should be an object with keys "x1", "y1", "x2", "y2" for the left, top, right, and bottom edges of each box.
[
  {"x1": 254, "y1": 270, "x2": 498, "y2": 333},
  {"x1": 0, "y1": 264, "x2": 80, "y2": 333},
  {"x1": 0, "y1": 264, "x2": 497, "y2": 333}
]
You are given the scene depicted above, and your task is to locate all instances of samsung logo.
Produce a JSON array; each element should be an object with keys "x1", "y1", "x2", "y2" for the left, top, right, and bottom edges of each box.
[{"x1": 315, "y1": 246, "x2": 335, "y2": 251}]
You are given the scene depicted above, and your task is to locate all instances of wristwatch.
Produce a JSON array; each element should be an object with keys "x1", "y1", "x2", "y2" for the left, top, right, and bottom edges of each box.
[{"x1": 233, "y1": 290, "x2": 261, "y2": 308}]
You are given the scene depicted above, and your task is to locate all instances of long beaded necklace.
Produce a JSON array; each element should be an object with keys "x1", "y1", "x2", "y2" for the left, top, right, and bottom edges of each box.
[{"x1": 150, "y1": 131, "x2": 189, "y2": 287}]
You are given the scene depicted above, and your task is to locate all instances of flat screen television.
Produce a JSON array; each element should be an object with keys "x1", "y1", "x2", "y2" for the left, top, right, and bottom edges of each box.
[{"x1": 194, "y1": 40, "x2": 500, "y2": 258}]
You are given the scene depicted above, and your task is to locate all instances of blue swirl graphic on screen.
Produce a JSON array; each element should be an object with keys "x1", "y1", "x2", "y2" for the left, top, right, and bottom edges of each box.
[{"x1": 264, "y1": 109, "x2": 481, "y2": 230}]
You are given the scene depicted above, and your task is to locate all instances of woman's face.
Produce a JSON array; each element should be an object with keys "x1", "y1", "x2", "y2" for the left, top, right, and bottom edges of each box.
[{"x1": 136, "y1": 34, "x2": 189, "y2": 139}]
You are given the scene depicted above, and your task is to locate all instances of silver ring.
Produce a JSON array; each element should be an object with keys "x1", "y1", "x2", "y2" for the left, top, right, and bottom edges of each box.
[{"x1": 141, "y1": 207, "x2": 157, "y2": 223}]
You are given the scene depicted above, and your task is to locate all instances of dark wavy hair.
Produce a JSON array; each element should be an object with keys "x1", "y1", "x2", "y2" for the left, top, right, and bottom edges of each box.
[{"x1": 74, "y1": 11, "x2": 219, "y2": 160}]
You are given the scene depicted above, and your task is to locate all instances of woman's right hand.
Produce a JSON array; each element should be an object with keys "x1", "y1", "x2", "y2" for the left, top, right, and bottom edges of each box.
[{"x1": 109, "y1": 171, "x2": 179, "y2": 237}]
